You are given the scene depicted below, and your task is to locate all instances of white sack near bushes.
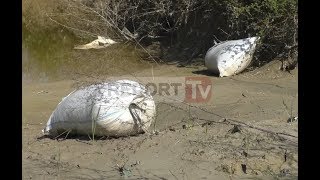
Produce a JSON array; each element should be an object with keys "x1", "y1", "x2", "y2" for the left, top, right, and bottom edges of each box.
[
  {"x1": 43, "y1": 80, "x2": 156, "y2": 137},
  {"x1": 205, "y1": 37, "x2": 260, "y2": 77},
  {"x1": 74, "y1": 36, "x2": 117, "y2": 50}
]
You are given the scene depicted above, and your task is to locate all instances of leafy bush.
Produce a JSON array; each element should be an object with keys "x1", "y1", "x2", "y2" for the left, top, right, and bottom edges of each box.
[{"x1": 24, "y1": 0, "x2": 298, "y2": 67}]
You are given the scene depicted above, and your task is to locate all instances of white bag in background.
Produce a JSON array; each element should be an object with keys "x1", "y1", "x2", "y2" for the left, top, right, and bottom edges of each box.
[
  {"x1": 43, "y1": 80, "x2": 156, "y2": 137},
  {"x1": 205, "y1": 37, "x2": 260, "y2": 77}
]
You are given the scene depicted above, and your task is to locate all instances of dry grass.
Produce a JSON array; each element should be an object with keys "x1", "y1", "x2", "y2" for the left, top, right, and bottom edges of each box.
[{"x1": 23, "y1": 0, "x2": 297, "y2": 67}]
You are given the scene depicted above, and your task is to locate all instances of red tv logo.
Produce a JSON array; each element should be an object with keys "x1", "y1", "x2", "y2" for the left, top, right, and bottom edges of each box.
[{"x1": 185, "y1": 77, "x2": 212, "y2": 103}]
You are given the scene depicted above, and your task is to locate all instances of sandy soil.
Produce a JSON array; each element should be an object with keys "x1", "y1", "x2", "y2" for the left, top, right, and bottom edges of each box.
[{"x1": 22, "y1": 60, "x2": 298, "y2": 180}]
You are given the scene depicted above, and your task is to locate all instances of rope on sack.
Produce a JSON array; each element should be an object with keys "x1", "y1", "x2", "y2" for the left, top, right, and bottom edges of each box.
[{"x1": 129, "y1": 103, "x2": 148, "y2": 134}]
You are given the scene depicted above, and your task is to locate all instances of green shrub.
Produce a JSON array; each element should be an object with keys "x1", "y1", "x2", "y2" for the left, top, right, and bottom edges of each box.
[{"x1": 23, "y1": 0, "x2": 298, "y2": 67}]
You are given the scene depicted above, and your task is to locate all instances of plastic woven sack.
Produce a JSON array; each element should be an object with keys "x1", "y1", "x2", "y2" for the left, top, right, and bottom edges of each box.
[
  {"x1": 205, "y1": 37, "x2": 260, "y2": 77},
  {"x1": 43, "y1": 80, "x2": 156, "y2": 137}
]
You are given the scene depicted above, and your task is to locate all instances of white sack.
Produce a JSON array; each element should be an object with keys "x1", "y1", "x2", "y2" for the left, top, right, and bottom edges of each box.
[
  {"x1": 74, "y1": 36, "x2": 117, "y2": 49},
  {"x1": 43, "y1": 80, "x2": 156, "y2": 137},
  {"x1": 205, "y1": 37, "x2": 260, "y2": 77}
]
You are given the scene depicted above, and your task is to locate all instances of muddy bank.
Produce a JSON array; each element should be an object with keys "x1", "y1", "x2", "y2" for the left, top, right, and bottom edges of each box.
[
  {"x1": 22, "y1": 0, "x2": 298, "y2": 178},
  {"x1": 23, "y1": 59, "x2": 297, "y2": 179}
]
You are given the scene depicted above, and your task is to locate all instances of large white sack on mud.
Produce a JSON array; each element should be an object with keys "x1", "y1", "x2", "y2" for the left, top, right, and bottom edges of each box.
[
  {"x1": 205, "y1": 37, "x2": 260, "y2": 77},
  {"x1": 43, "y1": 80, "x2": 156, "y2": 137}
]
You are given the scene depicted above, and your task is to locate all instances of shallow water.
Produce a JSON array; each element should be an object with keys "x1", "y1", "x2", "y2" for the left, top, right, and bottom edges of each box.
[{"x1": 22, "y1": 25, "x2": 153, "y2": 83}]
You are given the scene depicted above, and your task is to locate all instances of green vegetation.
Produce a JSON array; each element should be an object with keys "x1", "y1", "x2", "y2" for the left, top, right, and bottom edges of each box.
[{"x1": 23, "y1": 0, "x2": 298, "y2": 67}]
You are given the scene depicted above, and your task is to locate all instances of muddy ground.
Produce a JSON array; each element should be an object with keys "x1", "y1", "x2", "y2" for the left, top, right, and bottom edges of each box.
[{"x1": 22, "y1": 58, "x2": 298, "y2": 179}]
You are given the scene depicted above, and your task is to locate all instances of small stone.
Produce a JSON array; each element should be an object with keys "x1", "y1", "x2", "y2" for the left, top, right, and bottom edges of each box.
[{"x1": 228, "y1": 125, "x2": 241, "y2": 134}]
